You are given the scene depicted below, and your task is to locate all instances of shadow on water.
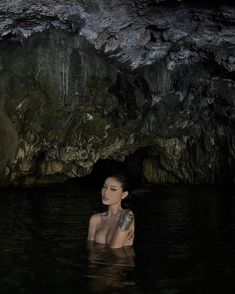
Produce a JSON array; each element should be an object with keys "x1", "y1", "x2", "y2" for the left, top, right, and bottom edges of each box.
[
  {"x1": 86, "y1": 242, "x2": 137, "y2": 293},
  {"x1": 0, "y1": 183, "x2": 234, "y2": 293}
]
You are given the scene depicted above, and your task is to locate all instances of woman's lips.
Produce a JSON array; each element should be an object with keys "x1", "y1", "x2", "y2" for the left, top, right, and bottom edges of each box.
[{"x1": 102, "y1": 196, "x2": 109, "y2": 201}]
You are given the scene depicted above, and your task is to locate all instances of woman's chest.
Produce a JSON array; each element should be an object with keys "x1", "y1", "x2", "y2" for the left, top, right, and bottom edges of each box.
[{"x1": 94, "y1": 219, "x2": 118, "y2": 244}]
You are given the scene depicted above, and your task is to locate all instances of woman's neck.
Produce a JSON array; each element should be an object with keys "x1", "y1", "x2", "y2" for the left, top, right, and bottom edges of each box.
[{"x1": 107, "y1": 204, "x2": 123, "y2": 217}]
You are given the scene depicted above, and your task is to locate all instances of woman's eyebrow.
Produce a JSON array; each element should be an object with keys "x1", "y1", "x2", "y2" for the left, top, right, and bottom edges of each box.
[{"x1": 103, "y1": 183, "x2": 118, "y2": 188}]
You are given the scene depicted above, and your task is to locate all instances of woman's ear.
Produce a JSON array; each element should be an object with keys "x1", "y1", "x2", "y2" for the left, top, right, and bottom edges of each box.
[{"x1": 121, "y1": 191, "x2": 128, "y2": 199}]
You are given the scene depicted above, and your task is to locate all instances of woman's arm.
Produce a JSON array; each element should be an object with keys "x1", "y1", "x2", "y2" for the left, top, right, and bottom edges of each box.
[
  {"x1": 87, "y1": 213, "x2": 100, "y2": 241},
  {"x1": 109, "y1": 210, "x2": 135, "y2": 249}
]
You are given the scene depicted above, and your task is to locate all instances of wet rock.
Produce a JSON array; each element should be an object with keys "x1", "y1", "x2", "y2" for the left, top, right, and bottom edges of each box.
[{"x1": 0, "y1": 1, "x2": 234, "y2": 185}]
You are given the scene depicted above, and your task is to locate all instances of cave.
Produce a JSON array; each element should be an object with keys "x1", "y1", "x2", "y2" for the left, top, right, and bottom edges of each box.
[
  {"x1": 0, "y1": 1, "x2": 234, "y2": 187},
  {"x1": 0, "y1": 2, "x2": 235, "y2": 293},
  {"x1": 74, "y1": 147, "x2": 148, "y2": 189}
]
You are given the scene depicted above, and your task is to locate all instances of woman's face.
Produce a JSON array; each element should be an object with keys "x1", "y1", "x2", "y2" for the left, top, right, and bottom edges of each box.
[{"x1": 101, "y1": 177, "x2": 128, "y2": 206}]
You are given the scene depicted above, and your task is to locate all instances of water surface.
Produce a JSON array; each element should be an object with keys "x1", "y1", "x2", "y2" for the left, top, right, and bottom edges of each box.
[{"x1": 0, "y1": 183, "x2": 234, "y2": 294}]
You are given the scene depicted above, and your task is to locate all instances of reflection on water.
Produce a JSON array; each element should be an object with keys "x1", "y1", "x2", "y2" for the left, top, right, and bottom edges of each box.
[
  {"x1": 86, "y1": 242, "x2": 136, "y2": 293},
  {"x1": 0, "y1": 184, "x2": 234, "y2": 294}
]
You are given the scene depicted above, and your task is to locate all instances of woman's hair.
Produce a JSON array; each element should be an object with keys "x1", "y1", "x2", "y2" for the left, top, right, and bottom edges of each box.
[
  {"x1": 109, "y1": 174, "x2": 129, "y2": 191},
  {"x1": 108, "y1": 174, "x2": 131, "y2": 208}
]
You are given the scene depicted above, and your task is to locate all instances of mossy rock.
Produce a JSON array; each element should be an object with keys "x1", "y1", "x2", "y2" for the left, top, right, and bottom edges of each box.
[{"x1": 80, "y1": 116, "x2": 106, "y2": 142}]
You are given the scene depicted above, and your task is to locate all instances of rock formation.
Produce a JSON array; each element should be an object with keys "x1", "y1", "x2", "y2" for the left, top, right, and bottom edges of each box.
[{"x1": 0, "y1": 0, "x2": 234, "y2": 185}]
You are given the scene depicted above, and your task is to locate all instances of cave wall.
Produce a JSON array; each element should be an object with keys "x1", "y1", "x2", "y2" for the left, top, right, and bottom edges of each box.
[{"x1": 0, "y1": 0, "x2": 234, "y2": 185}]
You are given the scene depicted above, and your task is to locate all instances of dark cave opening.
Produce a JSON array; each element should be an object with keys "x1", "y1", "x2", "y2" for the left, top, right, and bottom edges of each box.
[
  {"x1": 73, "y1": 139, "x2": 235, "y2": 188},
  {"x1": 75, "y1": 147, "x2": 148, "y2": 189}
]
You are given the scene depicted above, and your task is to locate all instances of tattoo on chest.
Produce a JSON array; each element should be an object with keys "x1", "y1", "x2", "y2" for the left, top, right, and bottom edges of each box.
[{"x1": 118, "y1": 210, "x2": 134, "y2": 231}]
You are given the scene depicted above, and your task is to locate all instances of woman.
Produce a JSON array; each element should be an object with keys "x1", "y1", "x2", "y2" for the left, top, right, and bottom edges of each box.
[{"x1": 87, "y1": 175, "x2": 135, "y2": 249}]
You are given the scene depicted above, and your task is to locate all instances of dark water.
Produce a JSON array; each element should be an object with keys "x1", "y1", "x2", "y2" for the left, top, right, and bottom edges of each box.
[{"x1": 0, "y1": 184, "x2": 234, "y2": 294}]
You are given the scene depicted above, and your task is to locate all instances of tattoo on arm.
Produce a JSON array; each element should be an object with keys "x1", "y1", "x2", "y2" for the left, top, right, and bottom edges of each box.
[{"x1": 118, "y1": 210, "x2": 134, "y2": 231}]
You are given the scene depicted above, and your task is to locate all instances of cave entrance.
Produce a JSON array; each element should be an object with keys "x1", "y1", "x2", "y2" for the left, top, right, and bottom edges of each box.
[{"x1": 77, "y1": 147, "x2": 149, "y2": 189}]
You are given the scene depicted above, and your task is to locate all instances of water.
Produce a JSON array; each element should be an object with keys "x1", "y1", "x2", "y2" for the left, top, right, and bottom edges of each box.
[{"x1": 0, "y1": 183, "x2": 234, "y2": 294}]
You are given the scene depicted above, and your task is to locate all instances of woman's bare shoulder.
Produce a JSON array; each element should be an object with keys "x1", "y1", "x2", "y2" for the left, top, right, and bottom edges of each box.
[
  {"x1": 90, "y1": 212, "x2": 102, "y2": 220},
  {"x1": 122, "y1": 209, "x2": 135, "y2": 218},
  {"x1": 118, "y1": 209, "x2": 135, "y2": 231},
  {"x1": 89, "y1": 213, "x2": 102, "y2": 223}
]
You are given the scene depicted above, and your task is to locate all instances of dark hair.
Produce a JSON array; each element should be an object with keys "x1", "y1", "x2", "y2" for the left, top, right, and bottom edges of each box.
[
  {"x1": 108, "y1": 174, "x2": 128, "y2": 191},
  {"x1": 108, "y1": 174, "x2": 131, "y2": 209}
]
